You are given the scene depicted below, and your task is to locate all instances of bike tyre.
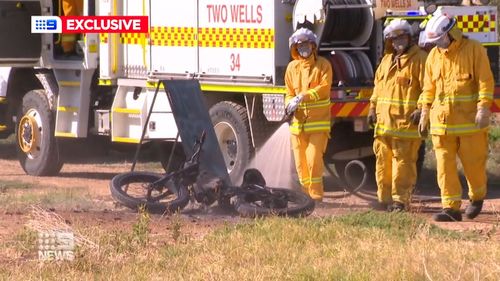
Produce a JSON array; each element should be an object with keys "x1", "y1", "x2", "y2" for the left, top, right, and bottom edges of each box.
[
  {"x1": 234, "y1": 188, "x2": 315, "y2": 218},
  {"x1": 110, "y1": 171, "x2": 190, "y2": 214}
]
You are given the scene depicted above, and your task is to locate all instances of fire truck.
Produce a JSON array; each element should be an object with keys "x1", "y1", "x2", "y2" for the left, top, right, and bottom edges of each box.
[{"x1": 0, "y1": 0, "x2": 499, "y2": 187}]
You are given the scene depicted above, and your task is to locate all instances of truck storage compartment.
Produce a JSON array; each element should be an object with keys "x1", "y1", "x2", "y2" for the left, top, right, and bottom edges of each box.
[
  {"x1": 0, "y1": 1, "x2": 41, "y2": 64},
  {"x1": 293, "y1": 0, "x2": 375, "y2": 88}
]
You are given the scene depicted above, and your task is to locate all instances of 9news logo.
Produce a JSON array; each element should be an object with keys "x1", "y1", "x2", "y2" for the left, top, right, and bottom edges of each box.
[{"x1": 31, "y1": 16, "x2": 62, "y2": 33}]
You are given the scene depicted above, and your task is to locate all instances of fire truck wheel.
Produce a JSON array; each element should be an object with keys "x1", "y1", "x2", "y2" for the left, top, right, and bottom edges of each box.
[
  {"x1": 210, "y1": 101, "x2": 252, "y2": 183},
  {"x1": 16, "y1": 90, "x2": 63, "y2": 176}
]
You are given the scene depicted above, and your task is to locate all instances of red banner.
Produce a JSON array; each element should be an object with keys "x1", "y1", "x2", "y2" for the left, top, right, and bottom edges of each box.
[{"x1": 61, "y1": 16, "x2": 148, "y2": 33}]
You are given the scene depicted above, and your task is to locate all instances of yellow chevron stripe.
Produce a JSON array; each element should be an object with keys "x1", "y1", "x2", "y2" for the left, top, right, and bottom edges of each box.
[{"x1": 337, "y1": 102, "x2": 356, "y2": 117}]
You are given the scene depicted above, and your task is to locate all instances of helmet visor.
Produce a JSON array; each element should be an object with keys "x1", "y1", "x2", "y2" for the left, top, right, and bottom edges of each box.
[{"x1": 386, "y1": 29, "x2": 408, "y2": 39}]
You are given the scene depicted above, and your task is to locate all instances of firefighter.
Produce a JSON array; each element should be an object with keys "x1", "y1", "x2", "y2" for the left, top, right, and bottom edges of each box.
[
  {"x1": 285, "y1": 28, "x2": 333, "y2": 202},
  {"x1": 367, "y1": 19, "x2": 427, "y2": 212},
  {"x1": 61, "y1": 0, "x2": 84, "y2": 55},
  {"x1": 418, "y1": 14, "x2": 494, "y2": 221}
]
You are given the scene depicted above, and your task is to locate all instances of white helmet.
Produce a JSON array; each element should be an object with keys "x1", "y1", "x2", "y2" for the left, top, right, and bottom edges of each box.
[
  {"x1": 383, "y1": 19, "x2": 412, "y2": 39},
  {"x1": 289, "y1": 28, "x2": 318, "y2": 49},
  {"x1": 424, "y1": 14, "x2": 456, "y2": 44}
]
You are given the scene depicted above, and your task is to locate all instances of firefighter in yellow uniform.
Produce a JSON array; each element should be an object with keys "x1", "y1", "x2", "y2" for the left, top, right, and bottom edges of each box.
[
  {"x1": 419, "y1": 14, "x2": 494, "y2": 221},
  {"x1": 367, "y1": 19, "x2": 427, "y2": 212},
  {"x1": 285, "y1": 28, "x2": 333, "y2": 202},
  {"x1": 61, "y1": 0, "x2": 84, "y2": 54}
]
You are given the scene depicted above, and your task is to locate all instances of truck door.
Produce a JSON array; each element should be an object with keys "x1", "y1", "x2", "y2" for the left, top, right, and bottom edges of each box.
[{"x1": 0, "y1": 0, "x2": 42, "y2": 65}]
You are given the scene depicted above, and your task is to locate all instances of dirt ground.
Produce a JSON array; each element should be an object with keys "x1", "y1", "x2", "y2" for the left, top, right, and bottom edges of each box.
[{"x1": 1, "y1": 140, "x2": 500, "y2": 253}]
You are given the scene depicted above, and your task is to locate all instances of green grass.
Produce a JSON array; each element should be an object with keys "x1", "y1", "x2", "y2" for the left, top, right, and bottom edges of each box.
[
  {"x1": 490, "y1": 126, "x2": 500, "y2": 142},
  {"x1": 0, "y1": 180, "x2": 97, "y2": 211},
  {"x1": 1, "y1": 212, "x2": 499, "y2": 280}
]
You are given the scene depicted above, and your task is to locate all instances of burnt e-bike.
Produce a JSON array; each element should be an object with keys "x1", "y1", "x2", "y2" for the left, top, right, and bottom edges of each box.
[{"x1": 110, "y1": 131, "x2": 315, "y2": 217}]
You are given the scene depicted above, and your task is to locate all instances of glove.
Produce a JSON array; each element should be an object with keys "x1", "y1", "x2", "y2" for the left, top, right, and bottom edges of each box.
[
  {"x1": 367, "y1": 107, "x2": 377, "y2": 128},
  {"x1": 475, "y1": 107, "x2": 491, "y2": 129},
  {"x1": 417, "y1": 107, "x2": 429, "y2": 138},
  {"x1": 286, "y1": 94, "x2": 304, "y2": 115},
  {"x1": 409, "y1": 108, "x2": 421, "y2": 125}
]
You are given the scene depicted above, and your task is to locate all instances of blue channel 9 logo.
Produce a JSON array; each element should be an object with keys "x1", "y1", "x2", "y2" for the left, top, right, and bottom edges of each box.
[{"x1": 31, "y1": 16, "x2": 62, "y2": 33}]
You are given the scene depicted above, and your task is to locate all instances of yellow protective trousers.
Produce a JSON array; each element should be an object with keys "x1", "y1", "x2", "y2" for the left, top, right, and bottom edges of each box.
[
  {"x1": 291, "y1": 132, "x2": 329, "y2": 200},
  {"x1": 373, "y1": 136, "x2": 421, "y2": 205},
  {"x1": 431, "y1": 132, "x2": 488, "y2": 210}
]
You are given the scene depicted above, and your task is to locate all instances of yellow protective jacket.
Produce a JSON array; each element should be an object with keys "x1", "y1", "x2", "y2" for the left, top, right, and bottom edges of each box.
[
  {"x1": 370, "y1": 45, "x2": 428, "y2": 138},
  {"x1": 419, "y1": 29, "x2": 494, "y2": 135},
  {"x1": 285, "y1": 47, "x2": 333, "y2": 135}
]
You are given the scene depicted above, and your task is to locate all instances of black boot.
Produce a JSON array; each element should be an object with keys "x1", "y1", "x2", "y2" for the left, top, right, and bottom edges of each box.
[
  {"x1": 465, "y1": 200, "x2": 483, "y2": 219},
  {"x1": 433, "y1": 208, "x2": 462, "y2": 222},
  {"x1": 388, "y1": 202, "x2": 406, "y2": 213}
]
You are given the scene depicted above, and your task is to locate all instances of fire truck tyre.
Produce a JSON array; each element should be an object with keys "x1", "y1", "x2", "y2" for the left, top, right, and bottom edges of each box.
[
  {"x1": 210, "y1": 101, "x2": 252, "y2": 183},
  {"x1": 234, "y1": 187, "x2": 315, "y2": 218},
  {"x1": 110, "y1": 171, "x2": 190, "y2": 214},
  {"x1": 16, "y1": 90, "x2": 63, "y2": 176}
]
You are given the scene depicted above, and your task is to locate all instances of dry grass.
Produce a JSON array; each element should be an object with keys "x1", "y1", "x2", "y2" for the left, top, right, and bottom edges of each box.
[
  {"x1": 0, "y1": 180, "x2": 102, "y2": 212},
  {"x1": 1, "y1": 211, "x2": 499, "y2": 280}
]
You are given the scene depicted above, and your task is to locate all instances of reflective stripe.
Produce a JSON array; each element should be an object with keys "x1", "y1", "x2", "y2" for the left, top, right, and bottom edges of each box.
[
  {"x1": 59, "y1": 81, "x2": 80, "y2": 87},
  {"x1": 299, "y1": 178, "x2": 310, "y2": 185},
  {"x1": 374, "y1": 124, "x2": 420, "y2": 138},
  {"x1": 98, "y1": 79, "x2": 114, "y2": 86},
  {"x1": 112, "y1": 137, "x2": 140, "y2": 143},
  {"x1": 438, "y1": 94, "x2": 478, "y2": 103},
  {"x1": 290, "y1": 121, "x2": 331, "y2": 134},
  {"x1": 375, "y1": 97, "x2": 417, "y2": 106},
  {"x1": 443, "y1": 194, "x2": 462, "y2": 201},
  {"x1": 431, "y1": 93, "x2": 491, "y2": 103},
  {"x1": 430, "y1": 123, "x2": 481, "y2": 135},
  {"x1": 307, "y1": 88, "x2": 320, "y2": 101},
  {"x1": 200, "y1": 84, "x2": 286, "y2": 94},
  {"x1": 298, "y1": 98, "x2": 330, "y2": 109},
  {"x1": 55, "y1": 132, "x2": 77, "y2": 138},
  {"x1": 57, "y1": 106, "x2": 78, "y2": 113},
  {"x1": 310, "y1": 177, "x2": 323, "y2": 184},
  {"x1": 478, "y1": 92, "x2": 493, "y2": 100}
]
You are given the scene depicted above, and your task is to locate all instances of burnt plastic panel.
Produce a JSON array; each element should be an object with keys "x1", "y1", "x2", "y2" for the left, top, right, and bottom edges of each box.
[
  {"x1": 0, "y1": 1, "x2": 41, "y2": 63},
  {"x1": 161, "y1": 80, "x2": 231, "y2": 185}
]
